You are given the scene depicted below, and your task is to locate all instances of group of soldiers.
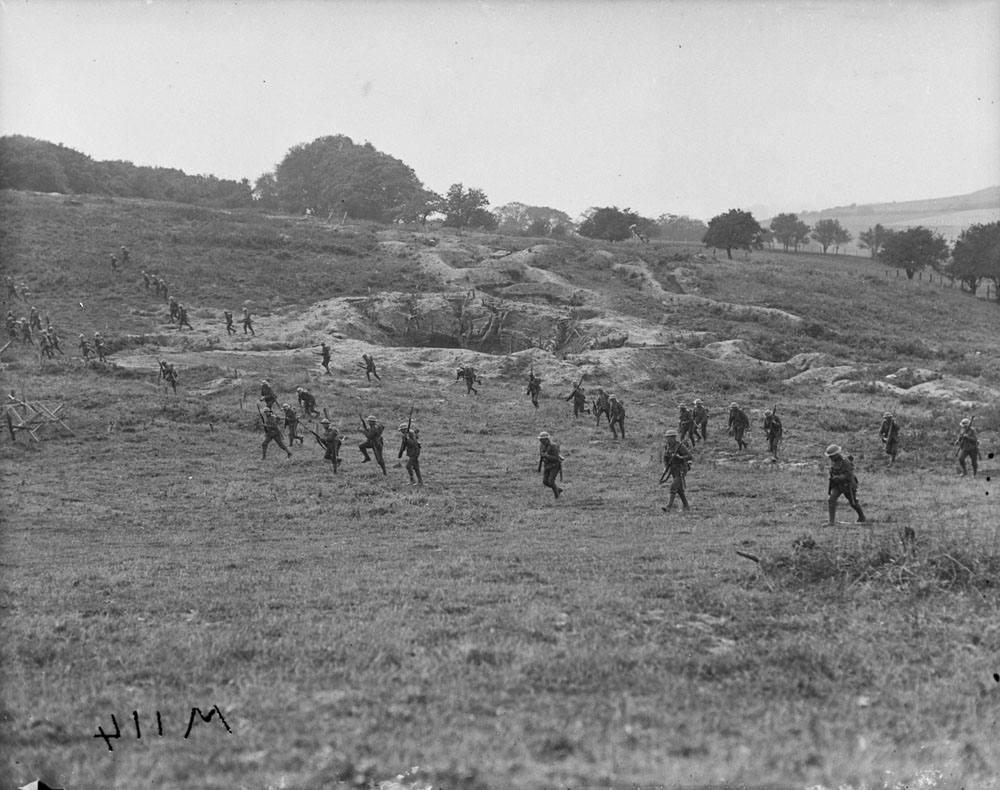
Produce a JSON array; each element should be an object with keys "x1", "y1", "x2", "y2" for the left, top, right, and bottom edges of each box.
[{"x1": 530, "y1": 367, "x2": 983, "y2": 522}]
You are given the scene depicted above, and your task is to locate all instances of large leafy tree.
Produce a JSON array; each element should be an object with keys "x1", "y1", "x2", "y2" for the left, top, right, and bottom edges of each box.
[
  {"x1": 769, "y1": 213, "x2": 811, "y2": 252},
  {"x1": 273, "y1": 135, "x2": 427, "y2": 222},
  {"x1": 441, "y1": 183, "x2": 497, "y2": 229},
  {"x1": 949, "y1": 221, "x2": 1000, "y2": 297},
  {"x1": 703, "y1": 209, "x2": 764, "y2": 259},
  {"x1": 878, "y1": 226, "x2": 950, "y2": 280},
  {"x1": 858, "y1": 224, "x2": 889, "y2": 259},
  {"x1": 494, "y1": 202, "x2": 573, "y2": 235},
  {"x1": 578, "y1": 206, "x2": 654, "y2": 242},
  {"x1": 810, "y1": 218, "x2": 852, "y2": 254},
  {"x1": 656, "y1": 213, "x2": 708, "y2": 243}
]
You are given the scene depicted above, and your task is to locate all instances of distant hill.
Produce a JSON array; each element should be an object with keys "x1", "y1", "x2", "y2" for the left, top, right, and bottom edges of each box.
[{"x1": 783, "y1": 186, "x2": 1000, "y2": 255}]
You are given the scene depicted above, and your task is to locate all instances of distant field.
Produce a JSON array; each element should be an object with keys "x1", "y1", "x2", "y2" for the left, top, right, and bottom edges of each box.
[{"x1": 2, "y1": 191, "x2": 999, "y2": 790}]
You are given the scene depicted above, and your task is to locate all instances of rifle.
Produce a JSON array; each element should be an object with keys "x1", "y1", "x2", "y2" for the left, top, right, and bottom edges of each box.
[
  {"x1": 308, "y1": 428, "x2": 328, "y2": 449},
  {"x1": 359, "y1": 411, "x2": 368, "y2": 433},
  {"x1": 659, "y1": 452, "x2": 675, "y2": 484},
  {"x1": 405, "y1": 404, "x2": 414, "y2": 434}
]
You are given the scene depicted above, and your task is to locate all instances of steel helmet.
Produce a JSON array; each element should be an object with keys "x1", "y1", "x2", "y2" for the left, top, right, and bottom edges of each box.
[{"x1": 825, "y1": 444, "x2": 842, "y2": 457}]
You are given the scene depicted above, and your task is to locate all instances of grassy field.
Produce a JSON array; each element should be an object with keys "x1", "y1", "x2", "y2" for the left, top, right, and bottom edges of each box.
[{"x1": 2, "y1": 191, "x2": 999, "y2": 790}]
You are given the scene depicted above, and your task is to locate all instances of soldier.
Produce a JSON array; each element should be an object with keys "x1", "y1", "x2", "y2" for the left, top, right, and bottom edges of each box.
[
  {"x1": 537, "y1": 431, "x2": 563, "y2": 499},
  {"x1": 693, "y1": 398, "x2": 709, "y2": 441},
  {"x1": 296, "y1": 386, "x2": 319, "y2": 417},
  {"x1": 762, "y1": 409, "x2": 783, "y2": 461},
  {"x1": 47, "y1": 325, "x2": 63, "y2": 354},
  {"x1": 660, "y1": 429, "x2": 693, "y2": 512},
  {"x1": 318, "y1": 418, "x2": 341, "y2": 472},
  {"x1": 109, "y1": 253, "x2": 118, "y2": 274},
  {"x1": 224, "y1": 309, "x2": 236, "y2": 335},
  {"x1": 592, "y1": 387, "x2": 611, "y2": 426},
  {"x1": 825, "y1": 444, "x2": 866, "y2": 525},
  {"x1": 259, "y1": 379, "x2": 278, "y2": 411},
  {"x1": 678, "y1": 403, "x2": 699, "y2": 446},
  {"x1": 879, "y1": 412, "x2": 900, "y2": 465},
  {"x1": 955, "y1": 418, "x2": 980, "y2": 477},
  {"x1": 319, "y1": 341, "x2": 331, "y2": 373},
  {"x1": 728, "y1": 402, "x2": 750, "y2": 450},
  {"x1": 398, "y1": 422, "x2": 423, "y2": 486},
  {"x1": 120, "y1": 245, "x2": 130, "y2": 266},
  {"x1": 168, "y1": 296, "x2": 180, "y2": 322},
  {"x1": 18, "y1": 318, "x2": 33, "y2": 346},
  {"x1": 363, "y1": 353, "x2": 381, "y2": 382},
  {"x1": 39, "y1": 331, "x2": 54, "y2": 360},
  {"x1": 160, "y1": 278, "x2": 169, "y2": 303},
  {"x1": 4, "y1": 276, "x2": 15, "y2": 300},
  {"x1": 281, "y1": 403, "x2": 304, "y2": 446},
  {"x1": 29, "y1": 306, "x2": 41, "y2": 331},
  {"x1": 141, "y1": 270, "x2": 152, "y2": 290},
  {"x1": 93, "y1": 332, "x2": 108, "y2": 363},
  {"x1": 162, "y1": 363, "x2": 178, "y2": 395},
  {"x1": 153, "y1": 274, "x2": 162, "y2": 297},
  {"x1": 242, "y1": 306, "x2": 255, "y2": 335},
  {"x1": 358, "y1": 414, "x2": 387, "y2": 475},
  {"x1": 260, "y1": 407, "x2": 292, "y2": 460},
  {"x1": 565, "y1": 381, "x2": 587, "y2": 419},
  {"x1": 19, "y1": 282, "x2": 30, "y2": 302},
  {"x1": 78, "y1": 333, "x2": 91, "y2": 360},
  {"x1": 609, "y1": 394, "x2": 626, "y2": 439},
  {"x1": 177, "y1": 303, "x2": 193, "y2": 330},
  {"x1": 526, "y1": 370, "x2": 541, "y2": 408},
  {"x1": 5, "y1": 310, "x2": 17, "y2": 341},
  {"x1": 461, "y1": 365, "x2": 478, "y2": 395}
]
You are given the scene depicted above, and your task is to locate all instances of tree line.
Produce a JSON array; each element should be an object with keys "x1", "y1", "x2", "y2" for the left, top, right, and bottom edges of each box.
[{"x1": 2, "y1": 133, "x2": 997, "y2": 294}]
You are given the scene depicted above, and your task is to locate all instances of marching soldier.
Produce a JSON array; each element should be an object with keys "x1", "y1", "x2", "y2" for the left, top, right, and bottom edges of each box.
[
  {"x1": 879, "y1": 412, "x2": 900, "y2": 464},
  {"x1": 728, "y1": 402, "x2": 750, "y2": 450},
  {"x1": 168, "y1": 296, "x2": 180, "y2": 322},
  {"x1": 955, "y1": 418, "x2": 979, "y2": 477},
  {"x1": 362, "y1": 353, "x2": 381, "y2": 382},
  {"x1": 565, "y1": 381, "x2": 587, "y2": 419},
  {"x1": 296, "y1": 386, "x2": 319, "y2": 417},
  {"x1": 319, "y1": 341, "x2": 331, "y2": 374},
  {"x1": 259, "y1": 379, "x2": 278, "y2": 410},
  {"x1": 177, "y1": 303, "x2": 193, "y2": 330},
  {"x1": 762, "y1": 409, "x2": 783, "y2": 461},
  {"x1": 526, "y1": 370, "x2": 541, "y2": 408},
  {"x1": 609, "y1": 394, "x2": 626, "y2": 439},
  {"x1": 319, "y1": 418, "x2": 341, "y2": 472},
  {"x1": 29, "y1": 306, "x2": 41, "y2": 331},
  {"x1": 159, "y1": 359, "x2": 178, "y2": 394},
  {"x1": 93, "y1": 332, "x2": 108, "y2": 363},
  {"x1": 826, "y1": 444, "x2": 866, "y2": 525},
  {"x1": 78, "y1": 334, "x2": 91, "y2": 360},
  {"x1": 398, "y1": 422, "x2": 423, "y2": 486},
  {"x1": 120, "y1": 245, "x2": 130, "y2": 266},
  {"x1": 678, "y1": 403, "x2": 699, "y2": 446},
  {"x1": 260, "y1": 407, "x2": 292, "y2": 460},
  {"x1": 281, "y1": 403, "x2": 304, "y2": 446},
  {"x1": 358, "y1": 414, "x2": 387, "y2": 475},
  {"x1": 47, "y1": 323, "x2": 63, "y2": 354},
  {"x1": 224, "y1": 309, "x2": 236, "y2": 335},
  {"x1": 141, "y1": 270, "x2": 152, "y2": 290},
  {"x1": 18, "y1": 318, "x2": 33, "y2": 346},
  {"x1": 461, "y1": 365, "x2": 478, "y2": 395},
  {"x1": 159, "y1": 278, "x2": 169, "y2": 303},
  {"x1": 593, "y1": 387, "x2": 611, "y2": 426},
  {"x1": 537, "y1": 431, "x2": 563, "y2": 499},
  {"x1": 109, "y1": 252, "x2": 118, "y2": 274},
  {"x1": 39, "y1": 331, "x2": 54, "y2": 359},
  {"x1": 660, "y1": 429, "x2": 692, "y2": 512},
  {"x1": 242, "y1": 306, "x2": 255, "y2": 335},
  {"x1": 693, "y1": 398, "x2": 709, "y2": 441}
]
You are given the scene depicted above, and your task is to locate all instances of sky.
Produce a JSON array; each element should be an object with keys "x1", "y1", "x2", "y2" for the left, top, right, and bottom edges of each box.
[{"x1": 1, "y1": 0, "x2": 998, "y2": 222}]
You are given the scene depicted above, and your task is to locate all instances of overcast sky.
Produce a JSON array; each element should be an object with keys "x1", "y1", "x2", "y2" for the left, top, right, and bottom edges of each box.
[{"x1": 1, "y1": 0, "x2": 997, "y2": 221}]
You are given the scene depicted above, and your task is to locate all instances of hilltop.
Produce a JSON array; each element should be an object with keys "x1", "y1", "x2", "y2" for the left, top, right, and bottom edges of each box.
[{"x1": 2, "y1": 190, "x2": 999, "y2": 790}]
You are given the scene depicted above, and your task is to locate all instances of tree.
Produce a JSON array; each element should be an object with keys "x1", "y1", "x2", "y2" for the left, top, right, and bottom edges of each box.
[
  {"x1": 769, "y1": 213, "x2": 811, "y2": 252},
  {"x1": 832, "y1": 224, "x2": 853, "y2": 255},
  {"x1": 810, "y1": 218, "x2": 852, "y2": 254},
  {"x1": 878, "y1": 226, "x2": 950, "y2": 280},
  {"x1": 702, "y1": 209, "x2": 764, "y2": 259},
  {"x1": 441, "y1": 183, "x2": 497, "y2": 229},
  {"x1": 656, "y1": 214, "x2": 708, "y2": 243},
  {"x1": 253, "y1": 172, "x2": 280, "y2": 210},
  {"x1": 578, "y1": 206, "x2": 654, "y2": 242},
  {"x1": 858, "y1": 224, "x2": 889, "y2": 259},
  {"x1": 274, "y1": 135, "x2": 427, "y2": 222},
  {"x1": 949, "y1": 221, "x2": 1000, "y2": 297},
  {"x1": 494, "y1": 202, "x2": 573, "y2": 235}
]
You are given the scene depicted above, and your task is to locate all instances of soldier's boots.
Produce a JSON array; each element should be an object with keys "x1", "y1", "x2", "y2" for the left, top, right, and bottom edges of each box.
[
  {"x1": 828, "y1": 502, "x2": 837, "y2": 526},
  {"x1": 854, "y1": 504, "x2": 867, "y2": 523}
]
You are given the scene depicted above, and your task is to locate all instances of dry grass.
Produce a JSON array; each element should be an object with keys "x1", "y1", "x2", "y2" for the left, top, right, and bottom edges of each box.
[{"x1": 2, "y1": 191, "x2": 999, "y2": 790}]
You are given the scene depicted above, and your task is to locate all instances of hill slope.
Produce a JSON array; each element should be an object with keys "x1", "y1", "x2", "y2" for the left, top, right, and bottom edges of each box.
[{"x1": 2, "y1": 190, "x2": 999, "y2": 790}]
